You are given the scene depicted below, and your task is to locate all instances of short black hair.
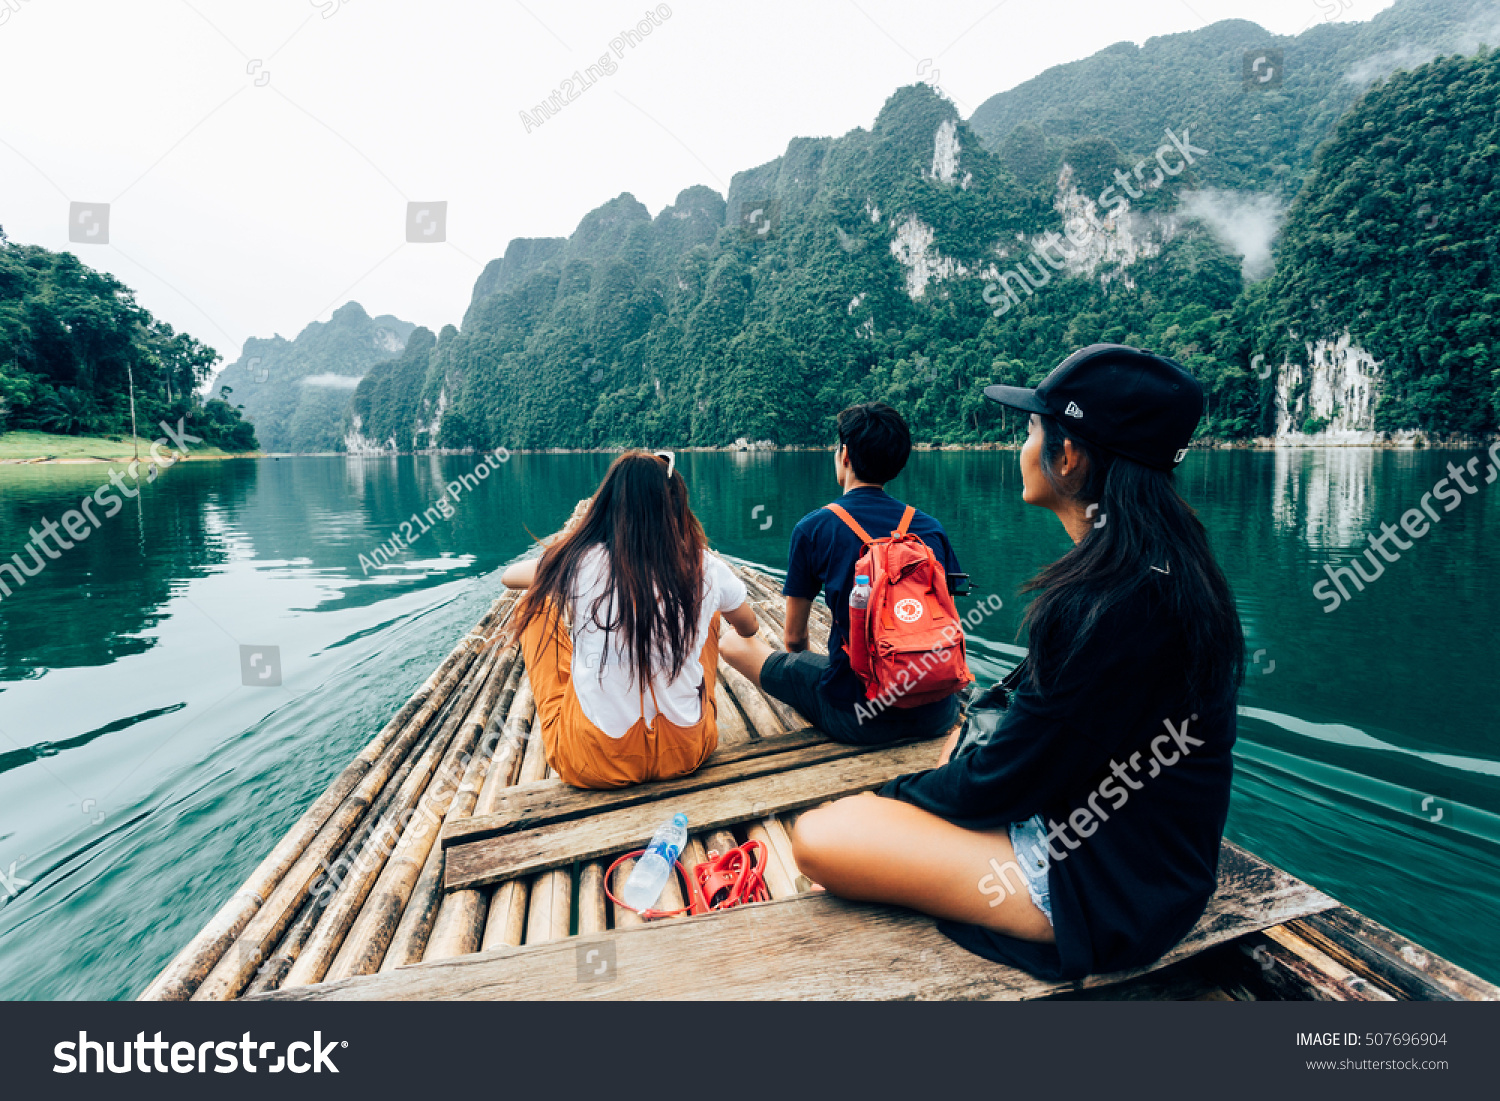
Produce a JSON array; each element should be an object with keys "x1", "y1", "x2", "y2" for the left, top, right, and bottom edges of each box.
[{"x1": 836, "y1": 402, "x2": 911, "y2": 485}]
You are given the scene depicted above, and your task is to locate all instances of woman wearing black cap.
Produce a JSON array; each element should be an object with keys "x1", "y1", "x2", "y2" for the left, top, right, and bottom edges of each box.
[{"x1": 791, "y1": 345, "x2": 1244, "y2": 980}]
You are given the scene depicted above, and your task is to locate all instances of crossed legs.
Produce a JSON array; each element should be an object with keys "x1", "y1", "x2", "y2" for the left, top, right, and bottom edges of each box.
[{"x1": 792, "y1": 792, "x2": 1056, "y2": 942}]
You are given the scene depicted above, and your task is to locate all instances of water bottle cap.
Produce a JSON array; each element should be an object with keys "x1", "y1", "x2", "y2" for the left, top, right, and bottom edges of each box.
[
  {"x1": 671, "y1": 812, "x2": 688, "y2": 827},
  {"x1": 855, "y1": 575, "x2": 870, "y2": 584}
]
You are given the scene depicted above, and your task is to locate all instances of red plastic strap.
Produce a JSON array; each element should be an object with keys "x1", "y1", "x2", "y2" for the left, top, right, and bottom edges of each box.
[{"x1": 602, "y1": 841, "x2": 770, "y2": 920}]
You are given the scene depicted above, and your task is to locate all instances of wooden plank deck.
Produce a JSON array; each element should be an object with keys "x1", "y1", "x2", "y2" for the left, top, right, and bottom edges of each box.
[
  {"x1": 249, "y1": 842, "x2": 1336, "y2": 1001},
  {"x1": 439, "y1": 728, "x2": 865, "y2": 848},
  {"x1": 443, "y1": 738, "x2": 942, "y2": 890}
]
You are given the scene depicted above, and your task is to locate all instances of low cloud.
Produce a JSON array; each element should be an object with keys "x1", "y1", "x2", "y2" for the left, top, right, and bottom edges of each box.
[
  {"x1": 1347, "y1": 11, "x2": 1500, "y2": 88},
  {"x1": 1178, "y1": 189, "x2": 1285, "y2": 281},
  {"x1": 301, "y1": 374, "x2": 364, "y2": 389}
]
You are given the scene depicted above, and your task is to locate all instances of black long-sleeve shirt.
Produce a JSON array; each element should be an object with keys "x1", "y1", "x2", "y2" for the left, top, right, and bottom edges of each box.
[{"x1": 880, "y1": 580, "x2": 1237, "y2": 980}]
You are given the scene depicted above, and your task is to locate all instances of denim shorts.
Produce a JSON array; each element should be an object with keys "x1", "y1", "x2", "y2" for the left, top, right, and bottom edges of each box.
[{"x1": 1008, "y1": 813, "x2": 1054, "y2": 925}]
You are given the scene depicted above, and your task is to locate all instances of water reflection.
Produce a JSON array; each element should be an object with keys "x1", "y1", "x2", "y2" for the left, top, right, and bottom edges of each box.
[{"x1": 1271, "y1": 447, "x2": 1377, "y2": 547}]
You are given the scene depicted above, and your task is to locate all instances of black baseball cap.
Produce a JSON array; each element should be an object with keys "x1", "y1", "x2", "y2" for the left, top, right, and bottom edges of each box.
[{"x1": 982, "y1": 344, "x2": 1204, "y2": 471}]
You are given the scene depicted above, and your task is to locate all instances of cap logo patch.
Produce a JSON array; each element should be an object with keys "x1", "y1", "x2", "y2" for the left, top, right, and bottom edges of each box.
[
  {"x1": 1174, "y1": 448, "x2": 1188, "y2": 464},
  {"x1": 1064, "y1": 401, "x2": 1084, "y2": 419}
]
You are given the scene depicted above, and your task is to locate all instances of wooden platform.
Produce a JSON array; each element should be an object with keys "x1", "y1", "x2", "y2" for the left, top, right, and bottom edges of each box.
[{"x1": 139, "y1": 559, "x2": 1500, "y2": 1003}]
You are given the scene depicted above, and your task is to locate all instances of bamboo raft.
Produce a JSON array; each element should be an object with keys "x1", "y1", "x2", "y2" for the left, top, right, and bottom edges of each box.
[{"x1": 140, "y1": 561, "x2": 1498, "y2": 1002}]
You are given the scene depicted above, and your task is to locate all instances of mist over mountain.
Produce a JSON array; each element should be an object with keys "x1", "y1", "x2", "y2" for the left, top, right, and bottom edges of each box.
[{"x1": 208, "y1": 302, "x2": 415, "y2": 453}]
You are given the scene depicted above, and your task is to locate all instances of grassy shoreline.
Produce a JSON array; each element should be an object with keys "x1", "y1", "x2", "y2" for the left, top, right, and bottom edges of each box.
[{"x1": 0, "y1": 430, "x2": 259, "y2": 464}]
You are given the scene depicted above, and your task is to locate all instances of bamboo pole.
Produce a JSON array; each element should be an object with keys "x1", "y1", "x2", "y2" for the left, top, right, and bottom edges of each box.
[
  {"x1": 679, "y1": 835, "x2": 709, "y2": 913},
  {"x1": 425, "y1": 695, "x2": 549, "y2": 960},
  {"x1": 322, "y1": 644, "x2": 520, "y2": 982},
  {"x1": 517, "y1": 709, "x2": 549, "y2": 783},
  {"x1": 511, "y1": 630, "x2": 559, "y2": 960},
  {"x1": 523, "y1": 870, "x2": 571, "y2": 945},
  {"x1": 141, "y1": 594, "x2": 515, "y2": 1001},
  {"x1": 760, "y1": 813, "x2": 803, "y2": 890},
  {"x1": 381, "y1": 659, "x2": 529, "y2": 970},
  {"x1": 577, "y1": 863, "x2": 608, "y2": 936},
  {"x1": 188, "y1": 599, "x2": 517, "y2": 1002},
  {"x1": 378, "y1": 836, "x2": 446, "y2": 971},
  {"x1": 718, "y1": 659, "x2": 788, "y2": 740},
  {"x1": 742, "y1": 570, "x2": 831, "y2": 652},
  {"x1": 475, "y1": 680, "x2": 534, "y2": 812},
  {"x1": 704, "y1": 829, "x2": 740, "y2": 860},
  {"x1": 609, "y1": 858, "x2": 641, "y2": 929},
  {"x1": 279, "y1": 638, "x2": 510, "y2": 988},
  {"x1": 240, "y1": 683, "x2": 483, "y2": 997},
  {"x1": 469, "y1": 674, "x2": 537, "y2": 955},
  {"x1": 480, "y1": 880, "x2": 529, "y2": 950},
  {"x1": 745, "y1": 817, "x2": 799, "y2": 899},
  {"x1": 713, "y1": 679, "x2": 751, "y2": 745}
]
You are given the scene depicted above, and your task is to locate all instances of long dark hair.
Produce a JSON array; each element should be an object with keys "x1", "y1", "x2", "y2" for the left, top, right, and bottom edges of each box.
[
  {"x1": 1022, "y1": 416, "x2": 1244, "y2": 708},
  {"x1": 511, "y1": 451, "x2": 707, "y2": 688}
]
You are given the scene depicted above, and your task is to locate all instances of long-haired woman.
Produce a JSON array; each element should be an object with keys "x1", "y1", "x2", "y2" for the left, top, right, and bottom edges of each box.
[
  {"x1": 791, "y1": 346, "x2": 1245, "y2": 979},
  {"x1": 501, "y1": 450, "x2": 761, "y2": 789}
]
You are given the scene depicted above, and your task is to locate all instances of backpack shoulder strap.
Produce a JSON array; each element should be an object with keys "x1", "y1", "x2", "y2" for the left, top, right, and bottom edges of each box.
[
  {"x1": 894, "y1": 504, "x2": 916, "y2": 537},
  {"x1": 824, "y1": 503, "x2": 875, "y2": 545}
]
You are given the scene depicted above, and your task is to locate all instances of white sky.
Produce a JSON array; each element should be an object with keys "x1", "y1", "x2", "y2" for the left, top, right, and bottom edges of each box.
[{"x1": 0, "y1": 0, "x2": 1392, "y2": 368}]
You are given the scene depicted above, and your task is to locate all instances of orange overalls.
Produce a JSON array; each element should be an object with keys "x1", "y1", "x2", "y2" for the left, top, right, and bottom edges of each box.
[{"x1": 520, "y1": 606, "x2": 721, "y2": 789}]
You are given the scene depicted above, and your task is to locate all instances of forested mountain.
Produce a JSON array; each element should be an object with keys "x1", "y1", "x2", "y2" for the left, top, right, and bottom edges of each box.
[
  {"x1": 332, "y1": 0, "x2": 1500, "y2": 451},
  {"x1": 208, "y1": 302, "x2": 414, "y2": 453},
  {"x1": 0, "y1": 229, "x2": 256, "y2": 450},
  {"x1": 1248, "y1": 51, "x2": 1500, "y2": 436},
  {"x1": 970, "y1": 0, "x2": 1500, "y2": 200}
]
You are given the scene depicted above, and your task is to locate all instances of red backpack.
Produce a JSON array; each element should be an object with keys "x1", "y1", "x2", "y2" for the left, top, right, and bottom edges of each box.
[{"x1": 825, "y1": 503, "x2": 974, "y2": 709}]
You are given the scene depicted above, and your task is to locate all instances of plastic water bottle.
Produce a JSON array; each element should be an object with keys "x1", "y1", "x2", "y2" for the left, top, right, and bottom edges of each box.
[
  {"x1": 623, "y1": 812, "x2": 688, "y2": 911},
  {"x1": 847, "y1": 574, "x2": 873, "y2": 681}
]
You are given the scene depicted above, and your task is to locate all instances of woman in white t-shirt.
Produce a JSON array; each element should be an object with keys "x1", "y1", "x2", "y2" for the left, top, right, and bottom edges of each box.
[{"x1": 501, "y1": 450, "x2": 761, "y2": 789}]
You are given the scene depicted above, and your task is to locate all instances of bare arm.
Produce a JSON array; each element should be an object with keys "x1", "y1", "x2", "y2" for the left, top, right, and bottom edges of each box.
[
  {"x1": 501, "y1": 497, "x2": 590, "y2": 591},
  {"x1": 722, "y1": 600, "x2": 760, "y2": 639},
  {"x1": 936, "y1": 724, "x2": 962, "y2": 767},
  {"x1": 783, "y1": 596, "x2": 812, "y2": 653},
  {"x1": 501, "y1": 557, "x2": 538, "y2": 590}
]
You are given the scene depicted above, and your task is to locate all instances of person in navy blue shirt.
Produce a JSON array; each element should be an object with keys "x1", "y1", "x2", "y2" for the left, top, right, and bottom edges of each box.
[{"x1": 720, "y1": 403, "x2": 965, "y2": 745}]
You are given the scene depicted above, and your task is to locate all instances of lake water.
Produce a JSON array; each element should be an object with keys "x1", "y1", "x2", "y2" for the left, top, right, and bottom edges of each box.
[{"x1": 0, "y1": 449, "x2": 1496, "y2": 998}]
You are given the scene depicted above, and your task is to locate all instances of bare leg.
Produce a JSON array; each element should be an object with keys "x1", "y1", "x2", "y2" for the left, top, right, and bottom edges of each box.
[
  {"x1": 792, "y1": 792, "x2": 1055, "y2": 943},
  {"x1": 718, "y1": 628, "x2": 775, "y2": 690}
]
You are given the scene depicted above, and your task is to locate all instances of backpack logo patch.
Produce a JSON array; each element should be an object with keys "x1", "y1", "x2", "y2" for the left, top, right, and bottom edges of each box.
[
  {"x1": 1064, "y1": 401, "x2": 1084, "y2": 419},
  {"x1": 893, "y1": 598, "x2": 924, "y2": 624}
]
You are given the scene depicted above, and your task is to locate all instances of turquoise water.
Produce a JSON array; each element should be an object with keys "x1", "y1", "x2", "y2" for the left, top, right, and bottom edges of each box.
[{"x1": 0, "y1": 449, "x2": 1496, "y2": 998}]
